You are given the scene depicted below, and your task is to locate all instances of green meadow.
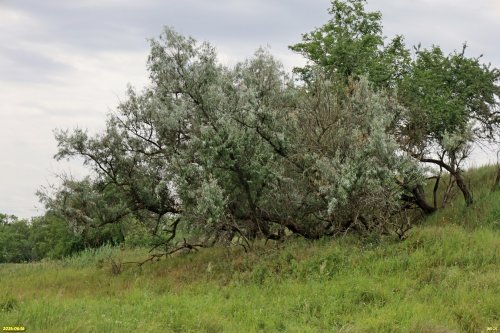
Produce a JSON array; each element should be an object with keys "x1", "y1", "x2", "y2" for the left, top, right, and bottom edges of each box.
[{"x1": 1, "y1": 166, "x2": 499, "y2": 333}]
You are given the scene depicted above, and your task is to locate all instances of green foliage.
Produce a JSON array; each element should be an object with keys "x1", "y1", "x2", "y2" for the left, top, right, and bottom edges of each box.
[
  {"x1": 400, "y1": 44, "x2": 500, "y2": 146},
  {"x1": 123, "y1": 217, "x2": 157, "y2": 248},
  {"x1": 0, "y1": 213, "x2": 83, "y2": 263},
  {"x1": 29, "y1": 213, "x2": 83, "y2": 260},
  {"x1": 290, "y1": 0, "x2": 410, "y2": 88},
  {"x1": 0, "y1": 217, "x2": 32, "y2": 263},
  {"x1": 0, "y1": 209, "x2": 162, "y2": 263}
]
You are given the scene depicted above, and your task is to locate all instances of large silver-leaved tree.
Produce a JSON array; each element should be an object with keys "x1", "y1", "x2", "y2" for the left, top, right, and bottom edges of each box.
[{"x1": 44, "y1": 28, "x2": 423, "y2": 252}]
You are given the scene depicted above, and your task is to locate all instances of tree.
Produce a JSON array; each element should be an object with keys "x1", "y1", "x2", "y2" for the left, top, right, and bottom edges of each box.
[
  {"x1": 399, "y1": 45, "x2": 500, "y2": 206},
  {"x1": 291, "y1": 0, "x2": 500, "y2": 209},
  {"x1": 48, "y1": 27, "x2": 422, "y2": 253},
  {"x1": 290, "y1": 0, "x2": 410, "y2": 89},
  {"x1": 283, "y1": 73, "x2": 423, "y2": 234}
]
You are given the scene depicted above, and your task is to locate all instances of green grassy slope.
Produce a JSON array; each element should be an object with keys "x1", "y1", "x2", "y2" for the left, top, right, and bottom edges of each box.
[{"x1": 1, "y1": 166, "x2": 499, "y2": 333}]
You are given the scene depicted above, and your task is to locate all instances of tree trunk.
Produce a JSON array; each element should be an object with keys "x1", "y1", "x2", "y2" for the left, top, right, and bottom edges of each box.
[
  {"x1": 419, "y1": 158, "x2": 473, "y2": 207},
  {"x1": 412, "y1": 185, "x2": 437, "y2": 214},
  {"x1": 432, "y1": 175, "x2": 440, "y2": 209},
  {"x1": 454, "y1": 171, "x2": 473, "y2": 206}
]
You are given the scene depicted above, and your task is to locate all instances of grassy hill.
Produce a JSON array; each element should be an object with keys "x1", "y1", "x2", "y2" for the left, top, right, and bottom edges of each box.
[{"x1": 1, "y1": 166, "x2": 499, "y2": 332}]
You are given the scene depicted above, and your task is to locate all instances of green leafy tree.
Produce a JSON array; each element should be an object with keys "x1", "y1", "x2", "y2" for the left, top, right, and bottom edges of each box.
[
  {"x1": 399, "y1": 45, "x2": 500, "y2": 206},
  {"x1": 290, "y1": 0, "x2": 410, "y2": 88}
]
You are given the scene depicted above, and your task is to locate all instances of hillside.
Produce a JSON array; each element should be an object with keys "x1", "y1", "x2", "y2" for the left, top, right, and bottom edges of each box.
[{"x1": 0, "y1": 166, "x2": 499, "y2": 333}]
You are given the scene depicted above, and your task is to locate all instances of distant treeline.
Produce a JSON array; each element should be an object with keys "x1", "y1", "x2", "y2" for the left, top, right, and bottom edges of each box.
[{"x1": 0, "y1": 213, "x2": 155, "y2": 263}]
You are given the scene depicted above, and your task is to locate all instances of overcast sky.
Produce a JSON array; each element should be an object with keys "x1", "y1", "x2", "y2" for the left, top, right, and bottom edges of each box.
[{"x1": 1, "y1": 0, "x2": 499, "y2": 218}]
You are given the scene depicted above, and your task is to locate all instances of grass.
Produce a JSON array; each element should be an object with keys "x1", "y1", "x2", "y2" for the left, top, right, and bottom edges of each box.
[{"x1": 0, "y1": 166, "x2": 499, "y2": 332}]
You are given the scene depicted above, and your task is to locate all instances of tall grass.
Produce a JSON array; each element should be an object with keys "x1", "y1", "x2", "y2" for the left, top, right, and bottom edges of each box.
[{"x1": 0, "y1": 166, "x2": 498, "y2": 332}]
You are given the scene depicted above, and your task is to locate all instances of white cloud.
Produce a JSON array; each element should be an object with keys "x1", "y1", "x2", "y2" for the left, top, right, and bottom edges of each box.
[
  {"x1": 0, "y1": 6, "x2": 34, "y2": 27},
  {"x1": 0, "y1": 39, "x2": 148, "y2": 217}
]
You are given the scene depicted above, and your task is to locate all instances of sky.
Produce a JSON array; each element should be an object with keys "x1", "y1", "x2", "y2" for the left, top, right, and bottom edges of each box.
[{"x1": 1, "y1": 0, "x2": 499, "y2": 218}]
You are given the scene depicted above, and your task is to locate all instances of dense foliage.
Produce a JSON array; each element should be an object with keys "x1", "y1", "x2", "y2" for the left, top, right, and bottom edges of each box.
[
  {"x1": 41, "y1": 25, "x2": 426, "y2": 252},
  {"x1": 0, "y1": 213, "x2": 82, "y2": 263}
]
